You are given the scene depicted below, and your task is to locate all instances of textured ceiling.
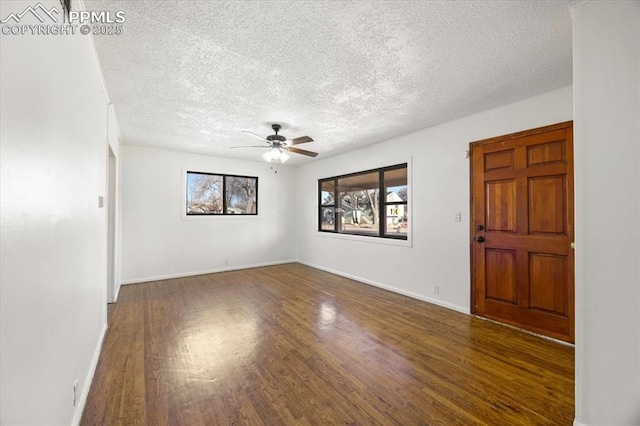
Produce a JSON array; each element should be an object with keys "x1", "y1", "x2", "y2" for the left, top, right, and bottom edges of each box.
[{"x1": 86, "y1": 1, "x2": 572, "y2": 165}]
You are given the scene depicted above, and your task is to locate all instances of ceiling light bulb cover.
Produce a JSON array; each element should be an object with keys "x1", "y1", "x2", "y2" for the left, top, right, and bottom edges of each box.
[
  {"x1": 271, "y1": 148, "x2": 282, "y2": 160},
  {"x1": 264, "y1": 147, "x2": 289, "y2": 162}
]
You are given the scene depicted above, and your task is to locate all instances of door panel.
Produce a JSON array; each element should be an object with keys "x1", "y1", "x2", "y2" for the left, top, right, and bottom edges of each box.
[
  {"x1": 529, "y1": 253, "x2": 568, "y2": 315},
  {"x1": 527, "y1": 140, "x2": 566, "y2": 166},
  {"x1": 486, "y1": 180, "x2": 516, "y2": 232},
  {"x1": 485, "y1": 249, "x2": 517, "y2": 304},
  {"x1": 471, "y1": 121, "x2": 574, "y2": 342},
  {"x1": 485, "y1": 150, "x2": 515, "y2": 171},
  {"x1": 528, "y1": 176, "x2": 566, "y2": 234}
]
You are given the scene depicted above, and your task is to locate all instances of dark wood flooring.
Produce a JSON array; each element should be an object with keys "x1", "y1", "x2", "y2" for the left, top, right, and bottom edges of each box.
[{"x1": 82, "y1": 263, "x2": 574, "y2": 425}]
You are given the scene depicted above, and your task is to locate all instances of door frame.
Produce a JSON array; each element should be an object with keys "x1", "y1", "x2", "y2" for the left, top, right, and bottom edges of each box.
[
  {"x1": 469, "y1": 121, "x2": 574, "y2": 332},
  {"x1": 107, "y1": 146, "x2": 117, "y2": 304}
]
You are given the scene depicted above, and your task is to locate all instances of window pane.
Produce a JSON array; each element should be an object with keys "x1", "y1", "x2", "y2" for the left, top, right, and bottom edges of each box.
[
  {"x1": 320, "y1": 207, "x2": 335, "y2": 230},
  {"x1": 385, "y1": 204, "x2": 408, "y2": 236},
  {"x1": 187, "y1": 172, "x2": 223, "y2": 214},
  {"x1": 384, "y1": 167, "x2": 408, "y2": 236},
  {"x1": 385, "y1": 168, "x2": 407, "y2": 202},
  {"x1": 321, "y1": 180, "x2": 335, "y2": 206},
  {"x1": 225, "y1": 176, "x2": 258, "y2": 214},
  {"x1": 337, "y1": 172, "x2": 379, "y2": 236}
]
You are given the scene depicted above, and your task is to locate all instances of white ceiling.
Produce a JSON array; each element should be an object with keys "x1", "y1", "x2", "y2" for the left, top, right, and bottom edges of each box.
[{"x1": 87, "y1": 0, "x2": 573, "y2": 165}]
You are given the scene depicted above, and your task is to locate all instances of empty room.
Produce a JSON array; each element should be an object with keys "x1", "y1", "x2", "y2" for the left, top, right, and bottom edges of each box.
[{"x1": 1, "y1": 1, "x2": 638, "y2": 425}]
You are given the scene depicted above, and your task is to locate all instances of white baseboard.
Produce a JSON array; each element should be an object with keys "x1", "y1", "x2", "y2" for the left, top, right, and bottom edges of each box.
[
  {"x1": 71, "y1": 322, "x2": 107, "y2": 426},
  {"x1": 120, "y1": 259, "x2": 297, "y2": 285},
  {"x1": 113, "y1": 282, "x2": 121, "y2": 302},
  {"x1": 573, "y1": 420, "x2": 586, "y2": 426},
  {"x1": 297, "y1": 260, "x2": 470, "y2": 315}
]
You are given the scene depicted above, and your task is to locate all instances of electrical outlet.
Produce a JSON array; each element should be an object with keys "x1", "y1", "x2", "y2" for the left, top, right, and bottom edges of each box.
[
  {"x1": 454, "y1": 211, "x2": 462, "y2": 222},
  {"x1": 73, "y1": 380, "x2": 78, "y2": 406},
  {"x1": 434, "y1": 285, "x2": 440, "y2": 295}
]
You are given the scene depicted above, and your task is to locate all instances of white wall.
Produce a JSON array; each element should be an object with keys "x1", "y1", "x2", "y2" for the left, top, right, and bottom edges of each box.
[
  {"x1": 572, "y1": 1, "x2": 640, "y2": 424},
  {"x1": 0, "y1": 0, "x2": 112, "y2": 424},
  {"x1": 295, "y1": 86, "x2": 573, "y2": 313},
  {"x1": 121, "y1": 146, "x2": 297, "y2": 283}
]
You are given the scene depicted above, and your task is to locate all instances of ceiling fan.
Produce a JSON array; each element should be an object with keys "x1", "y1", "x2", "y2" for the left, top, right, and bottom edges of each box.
[{"x1": 230, "y1": 124, "x2": 318, "y2": 163}]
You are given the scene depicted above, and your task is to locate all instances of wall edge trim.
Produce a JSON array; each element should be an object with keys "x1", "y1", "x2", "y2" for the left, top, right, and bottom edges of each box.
[
  {"x1": 120, "y1": 259, "x2": 298, "y2": 285},
  {"x1": 297, "y1": 260, "x2": 470, "y2": 315},
  {"x1": 568, "y1": 0, "x2": 591, "y2": 11},
  {"x1": 71, "y1": 322, "x2": 107, "y2": 426},
  {"x1": 113, "y1": 279, "x2": 122, "y2": 302},
  {"x1": 75, "y1": 0, "x2": 111, "y2": 105}
]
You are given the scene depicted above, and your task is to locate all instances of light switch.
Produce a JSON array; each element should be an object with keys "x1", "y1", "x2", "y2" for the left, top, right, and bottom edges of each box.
[{"x1": 98, "y1": 196, "x2": 105, "y2": 208}]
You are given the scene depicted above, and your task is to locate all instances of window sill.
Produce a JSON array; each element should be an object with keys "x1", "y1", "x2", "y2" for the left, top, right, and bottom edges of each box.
[
  {"x1": 181, "y1": 214, "x2": 260, "y2": 221},
  {"x1": 316, "y1": 231, "x2": 412, "y2": 247}
]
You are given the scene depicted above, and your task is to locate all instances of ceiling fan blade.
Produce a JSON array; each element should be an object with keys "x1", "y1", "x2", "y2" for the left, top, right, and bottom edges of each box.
[
  {"x1": 287, "y1": 147, "x2": 319, "y2": 158},
  {"x1": 241, "y1": 130, "x2": 268, "y2": 141},
  {"x1": 228, "y1": 145, "x2": 270, "y2": 150},
  {"x1": 288, "y1": 136, "x2": 314, "y2": 145}
]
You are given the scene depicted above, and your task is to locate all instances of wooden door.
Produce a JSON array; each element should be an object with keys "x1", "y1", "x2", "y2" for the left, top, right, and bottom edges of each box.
[{"x1": 470, "y1": 121, "x2": 574, "y2": 343}]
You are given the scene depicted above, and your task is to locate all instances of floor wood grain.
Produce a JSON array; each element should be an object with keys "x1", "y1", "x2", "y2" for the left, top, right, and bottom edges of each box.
[{"x1": 82, "y1": 263, "x2": 574, "y2": 425}]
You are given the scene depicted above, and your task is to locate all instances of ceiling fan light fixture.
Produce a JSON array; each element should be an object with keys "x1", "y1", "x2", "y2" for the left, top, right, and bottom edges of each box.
[
  {"x1": 263, "y1": 147, "x2": 289, "y2": 163},
  {"x1": 238, "y1": 124, "x2": 316, "y2": 161}
]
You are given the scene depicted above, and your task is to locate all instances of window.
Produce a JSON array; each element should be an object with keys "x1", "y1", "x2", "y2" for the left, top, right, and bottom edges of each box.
[
  {"x1": 320, "y1": 180, "x2": 335, "y2": 231},
  {"x1": 187, "y1": 171, "x2": 257, "y2": 215},
  {"x1": 318, "y1": 163, "x2": 408, "y2": 240}
]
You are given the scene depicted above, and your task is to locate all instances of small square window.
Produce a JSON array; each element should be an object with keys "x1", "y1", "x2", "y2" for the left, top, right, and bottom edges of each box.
[
  {"x1": 187, "y1": 172, "x2": 223, "y2": 214},
  {"x1": 225, "y1": 176, "x2": 257, "y2": 214}
]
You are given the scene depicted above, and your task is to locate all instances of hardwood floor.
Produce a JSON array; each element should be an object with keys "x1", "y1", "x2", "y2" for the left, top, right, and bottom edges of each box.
[
  {"x1": 107, "y1": 302, "x2": 115, "y2": 324},
  {"x1": 81, "y1": 263, "x2": 574, "y2": 425}
]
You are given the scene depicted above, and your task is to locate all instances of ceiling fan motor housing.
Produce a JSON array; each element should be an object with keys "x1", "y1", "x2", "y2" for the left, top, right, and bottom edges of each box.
[{"x1": 267, "y1": 124, "x2": 286, "y2": 142}]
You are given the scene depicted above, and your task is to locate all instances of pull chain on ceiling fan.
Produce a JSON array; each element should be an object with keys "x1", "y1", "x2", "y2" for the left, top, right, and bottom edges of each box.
[{"x1": 230, "y1": 124, "x2": 318, "y2": 163}]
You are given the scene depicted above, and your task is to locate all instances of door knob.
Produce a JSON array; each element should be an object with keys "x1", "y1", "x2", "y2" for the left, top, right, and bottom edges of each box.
[
  {"x1": 475, "y1": 236, "x2": 485, "y2": 243},
  {"x1": 477, "y1": 224, "x2": 485, "y2": 231}
]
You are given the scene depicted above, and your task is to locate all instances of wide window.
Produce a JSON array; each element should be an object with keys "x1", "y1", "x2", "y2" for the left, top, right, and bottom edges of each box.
[
  {"x1": 187, "y1": 171, "x2": 257, "y2": 215},
  {"x1": 318, "y1": 163, "x2": 408, "y2": 239}
]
